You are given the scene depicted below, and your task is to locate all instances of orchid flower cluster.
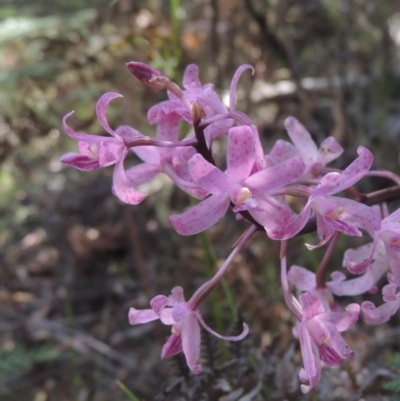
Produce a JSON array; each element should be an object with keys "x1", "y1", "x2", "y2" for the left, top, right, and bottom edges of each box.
[{"x1": 61, "y1": 61, "x2": 400, "y2": 393}]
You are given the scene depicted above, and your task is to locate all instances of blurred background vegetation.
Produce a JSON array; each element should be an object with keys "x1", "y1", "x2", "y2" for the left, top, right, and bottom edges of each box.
[{"x1": 2, "y1": 0, "x2": 400, "y2": 400}]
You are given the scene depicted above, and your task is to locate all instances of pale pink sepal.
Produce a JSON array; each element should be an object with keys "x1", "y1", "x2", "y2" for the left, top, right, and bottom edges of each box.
[
  {"x1": 169, "y1": 194, "x2": 230, "y2": 235},
  {"x1": 96, "y1": 92, "x2": 123, "y2": 140},
  {"x1": 343, "y1": 241, "x2": 376, "y2": 275},
  {"x1": 229, "y1": 64, "x2": 254, "y2": 112},
  {"x1": 287, "y1": 265, "x2": 317, "y2": 292},
  {"x1": 188, "y1": 154, "x2": 230, "y2": 195},
  {"x1": 226, "y1": 125, "x2": 255, "y2": 181},
  {"x1": 362, "y1": 297, "x2": 400, "y2": 324},
  {"x1": 161, "y1": 334, "x2": 183, "y2": 358},
  {"x1": 181, "y1": 312, "x2": 202, "y2": 374},
  {"x1": 284, "y1": 117, "x2": 318, "y2": 162},
  {"x1": 317, "y1": 137, "x2": 343, "y2": 165},
  {"x1": 298, "y1": 325, "x2": 321, "y2": 394},
  {"x1": 128, "y1": 308, "x2": 159, "y2": 324},
  {"x1": 112, "y1": 151, "x2": 146, "y2": 205}
]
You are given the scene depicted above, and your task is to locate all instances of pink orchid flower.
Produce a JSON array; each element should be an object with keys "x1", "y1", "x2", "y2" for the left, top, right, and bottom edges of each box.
[
  {"x1": 128, "y1": 226, "x2": 255, "y2": 374},
  {"x1": 118, "y1": 109, "x2": 207, "y2": 200},
  {"x1": 146, "y1": 63, "x2": 228, "y2": 126},
  {"x1": 266, "y1": 117, "x2": 343, "y2": 178},
  {"x1": 342, "y1": 207, "x2": 400, "y2": 283},
  {"x1": 295, "y1": 291, "x2": 359, "y2": 393},
  {"x1": 170, "y1": 125, "x2": 305, "y2": 235},
  {"x1": 145, "y1": 63, "x2": 255, "y2": 140},
  {"x1": 61, "y1": 92, "x2": 147, "y2": 205},
  {"x1": 267, "y1": 146, "x2": 381, "y2": 245},
  {"x1": 129, "y1": 286, "x2": 248, "y2": 374},
  {"x1": 282, "y1": 256, "x2": 359, "y2": 393}
]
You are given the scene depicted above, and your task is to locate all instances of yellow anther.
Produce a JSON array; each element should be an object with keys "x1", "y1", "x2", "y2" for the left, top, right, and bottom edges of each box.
[
  {"x1": 89, "y1": 144, "x2": 99, "y2": 158},
  {"x1": 325, "y1": 206, "x2": 345, "y2": 219},
  {"x1": 235, "y1": 187, "x2": 252, "y2": 205},
  {"x1": 171, "y1": 327, "x2": 178, "y2": 335},
  {"x1": 321, "y1": 337, "x2": 330, "y2": 345}
]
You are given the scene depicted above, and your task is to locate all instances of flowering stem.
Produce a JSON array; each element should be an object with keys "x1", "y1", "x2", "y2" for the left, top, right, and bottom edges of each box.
[
  {"x1": 190, "y1": 225, "x2": 257, "y2": 309},
  {"x1": 280, "y1": 240, "x2": 302, "y2": 320},
  {"x1": 192, "y1": 102, "x2": 215, "y2": 165},
  {"x1": 315, "y1": 231, "x2": 340, "y2": 289}
]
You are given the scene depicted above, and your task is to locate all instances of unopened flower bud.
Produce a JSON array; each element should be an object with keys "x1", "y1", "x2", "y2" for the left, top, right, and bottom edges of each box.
[
  {"x1": 126, "y1": 61, "x2": 167, "y2": 90},
  {"x1": 191, "y1": 102, "x2": 204, "y2": 124}
]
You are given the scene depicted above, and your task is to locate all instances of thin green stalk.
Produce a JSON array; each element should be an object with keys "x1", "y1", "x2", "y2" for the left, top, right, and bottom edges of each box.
[
  {"x1": 170, "y1": 0, "x2": 182, "y2": 65},
  {"x1": 200, "y1": 231, "x2": 237, "y2": 320},
  {"x1": 116, "y1": 381, "x2": 140, "y2": 401},
  {"x1": 200, "y1": 231, "x2": 224, "y2": 336}
]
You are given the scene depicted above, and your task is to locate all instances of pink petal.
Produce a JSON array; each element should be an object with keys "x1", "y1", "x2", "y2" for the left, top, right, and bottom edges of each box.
[
  {"x1": 150, "y1": 295, "x2": 170, "y2": 316},
  {"x1": 150, "y1": 293, "x2": 175, "y2": 325},
  {"x1": 197, "y1": 86, "x2": 227, "y2": 117},
  {"x1": 182, "y1": 64, "x2": 202, "y2": 91},
  {"x1": 229, "y1": 64, "x2": 254, "y2": 112},
  {"x1": 63, "y1": 112, "x2": 107, "y2": 143},
  {"x1": 312, "y1": 320, "x2": 354, "y2": 366},
  {"x1": 196, "y1": 312, "x2": 249, "y2": 341},
  {"x1": 60, "y1": 152, "x2": 99, "y2": 171},
  {"x1": 147, "y1": 101, "x2": 186, "y2": 124},
  {"x1": 125, "y1": 163, "x2": 160, "y2": 187},
  {"x1": 333, "y1": 198, "x2": 381, "y2": 232},
  {"x1": 112, "y1": 153, "x2": 146, "y2": 205},
  {"x1": 311, "y1": 196, "x2": 381, "y2": 237},
  {"x1": 362, "y1": 299, "x2": 400, "y2": 324},
  {"x1": 250, "y1": 124, "x2": 267, "y2": 171},
  {"x1": 343, "y1": 241, "x2": 376, "y2": 275},
  {"x1": 248, "y1": 197, "x2": 293, "y2": 229},
  {"x1": 284, "y1": 117, "x2": 318, "y2": 163},
  {"x1": 128, "y1": 307, "x2": 159, "y2": 324},
  {"x1": 287, "y1": 265, "x2": 317, "y2": 291},
  {"x1": 298, "y1": 324, "x2": 321, "y2": 393},
  {"x1": 226, "y1": 125, "x2": 255, "y2": 181},
  {"x1": 328, "y1": 260, "x2": 387, "y2": 296},
  {"x1": 96, "y1": 92, "x2": 123, "y2": 139},
  {"x1": 306, "y1": 212, "x2": 335, "y2": 250},
  {"x1": 266, "y1": 204, "x2": 312, "y2": 240},
  {"x1": 99, "y1": 140, "x2": 124, "y2": 166},
  {"x1": 169, "y1": 194, "x2": 230, "y2": 235},
  {"x1": 169, "y1": 286, "x2": 186, "y2": 305},
  {"x1": 155, "y1": 112, "x2": 181, "y2": 142},
  {"x1": 181, "y1": 312, "x2": 202, "y2": 374},
  {"x1": 318, "y1": 304, "x2": 360, "y2": 331},
  {"x1": 382, "y1": 283, "x2": 399, "y2": 302},
  {"x1": 188, "y1": 154, "x2": 230, "y2": 195},
  {"x1": 384, "y1": 208, "x2": 400, "y2": 224},
  {"x1": 265, "y1": 140, "x2": 298, "y2": 166},
  {"x1": 317, "y1": 137, "x2": 343, "y2": 165},
  {"x1": 161, "y1": 334, "x2": 183, "y2": 358},
  {"x1": 245, "y1": 157, "x2": 305, "y2": 195},
  {"x1": 313, "y1": 146, "x2": 373, "y2": 197},
  {"x1": 299, "y1": 291, "x2": 325, "y2": 321},
  {"x1": 171, "y1": 303, "x2": 191, "y2": 322}
]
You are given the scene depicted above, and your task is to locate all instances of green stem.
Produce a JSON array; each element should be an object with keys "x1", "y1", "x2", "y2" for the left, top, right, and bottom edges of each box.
[{"x1": 116, "y1": 381, "x2": 140, "y2": 401}]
